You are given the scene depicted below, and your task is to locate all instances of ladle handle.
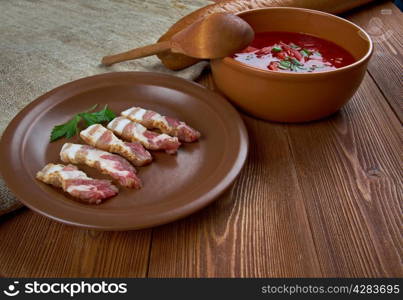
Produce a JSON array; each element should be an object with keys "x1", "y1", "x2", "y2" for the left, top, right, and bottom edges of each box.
[{"x1": 101, "y1": 41, "x2": 171, "y2": 66}]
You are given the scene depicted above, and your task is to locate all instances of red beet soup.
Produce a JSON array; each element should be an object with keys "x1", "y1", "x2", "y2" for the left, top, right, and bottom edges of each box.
[{"x1": 232, "y1": 31, "x2": 356, "y2": 73}]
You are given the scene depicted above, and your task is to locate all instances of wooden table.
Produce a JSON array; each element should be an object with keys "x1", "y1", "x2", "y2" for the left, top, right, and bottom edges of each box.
[{"x1": 0, "y1": 1, "x2": 401, "y2": 277}]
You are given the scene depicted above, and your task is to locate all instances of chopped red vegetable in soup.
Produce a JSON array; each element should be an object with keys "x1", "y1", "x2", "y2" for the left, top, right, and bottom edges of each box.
[{"x1": 233, "y1": 32, "x2": 356, "y2": 73}]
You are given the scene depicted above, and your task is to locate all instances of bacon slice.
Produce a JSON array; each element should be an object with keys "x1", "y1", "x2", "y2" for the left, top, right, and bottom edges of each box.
[
  {"x1": 107, "y1": 117, "x2": 181, "y2": 155},
  {"x1": 80, "y1": 124, "x2": 152, "y2": 167},
  {"x1": 60, "y1": 143, "x2": 142, "y2": 189},
  {"x1": 36, "y1": 163, "x2": 118, "y2": 204},
  {"x1": 121, "y1": 107, "x2": 201, "y2": 143}
]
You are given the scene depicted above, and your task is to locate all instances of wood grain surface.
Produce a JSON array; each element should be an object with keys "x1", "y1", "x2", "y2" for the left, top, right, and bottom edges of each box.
[
  {"x1": 346, "y1": 1, "x2": 403, "y2": 121},
  {"x1": 0, "y1": 1, "x2": 401, "y2": 278}
]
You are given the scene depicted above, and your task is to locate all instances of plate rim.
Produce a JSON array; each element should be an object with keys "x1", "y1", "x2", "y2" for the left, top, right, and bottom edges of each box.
[{"x1": 0, "y1": 71, "x2": 249, "y2": 230}]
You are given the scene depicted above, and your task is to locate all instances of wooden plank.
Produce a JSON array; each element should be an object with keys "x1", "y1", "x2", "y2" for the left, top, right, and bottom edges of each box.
[
  {"x1": 0, "y1": 1, "x2": 400, "y2": 279},
  {"x1": 147, "y1": 71, "x2": 401, "y2": 277},
  {"x1": 286, "y1": 73, "x2": 402, "y2": 276},
  {"x1": 0, "y1": 210, "x2": 152, "y2": 277},
  {"x1": 346, "y1": 1, "x2": 403, "y2": 120},
  {"x1": 148, "y1": 74, "x2": 322, "y2": 277}
]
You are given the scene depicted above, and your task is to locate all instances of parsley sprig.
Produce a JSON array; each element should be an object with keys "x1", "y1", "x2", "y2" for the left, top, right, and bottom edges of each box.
[{"x1": 50, "y1": 105, "x2": 116, "y2": 142}]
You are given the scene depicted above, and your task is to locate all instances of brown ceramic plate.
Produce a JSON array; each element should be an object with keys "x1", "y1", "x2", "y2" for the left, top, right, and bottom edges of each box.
[{"x1": 0, "y1": 72, "x2": 248, "y2": 230}]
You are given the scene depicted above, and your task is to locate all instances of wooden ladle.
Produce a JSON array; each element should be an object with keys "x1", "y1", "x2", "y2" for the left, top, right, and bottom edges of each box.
[{"x1": 101, "y1": 13, "x2": 254, "y2": 66}]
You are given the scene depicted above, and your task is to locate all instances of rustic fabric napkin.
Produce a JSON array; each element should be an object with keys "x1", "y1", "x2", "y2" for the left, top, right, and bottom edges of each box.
[{"x1": 0, "y1": 0, "x2": 212, "y2": 216}]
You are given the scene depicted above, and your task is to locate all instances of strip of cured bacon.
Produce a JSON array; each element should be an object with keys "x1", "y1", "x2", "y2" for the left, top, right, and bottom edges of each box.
[
  {"x1": 107, "y1": 117, "x2": 181, "y2": 155},
  {"x1": 60, "y1": 143, "x2": 142, "y2": 189},
  {"x1": 36, "y1": 163, "x2": 118, "y2": 204},
  {"x1": 80, "y1": 124, "x2": 152, "y2": 167},
  {"x1": 121, "y1": 107, "x2": 201, "y2": 143}
]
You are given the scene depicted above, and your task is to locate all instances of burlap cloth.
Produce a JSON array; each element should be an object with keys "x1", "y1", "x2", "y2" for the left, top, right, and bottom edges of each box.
[{"x1": 0, "y1": 0, "x2": 212, "y2": 216}]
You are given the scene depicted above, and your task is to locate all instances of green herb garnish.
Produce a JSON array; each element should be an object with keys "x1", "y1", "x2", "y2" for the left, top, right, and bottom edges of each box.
[
  {"x1": 291, "y1": 58, "x2": 303, "y2": 66},
  {"x1": 289, "y1": 43, "x2": 299, "y2": 49},
  {"x1": 300, "y1": 49, "x2": 311, "y2": 57},
  {"x1": 280, "y1": 60, "x2": 291, "y2": 66},
  {"x1": 50, "y1": 115, "x2": 82, "y2": 142},
  {"x1": 272, "y1": 46, "x2": 282, "y2": 53},
  {"x1": 80, "y1": 105, "x2": 116, "y2": 126},
  {"x1": 50, "y1": 105, "x2": 116, "y2": 142},
  {"x1": 279, "y1": 60, "x2": 291, "y2": 69}
]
